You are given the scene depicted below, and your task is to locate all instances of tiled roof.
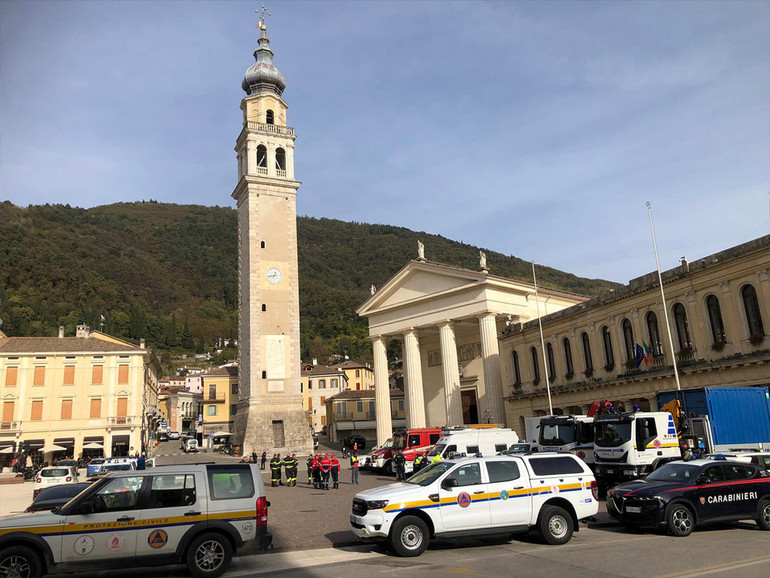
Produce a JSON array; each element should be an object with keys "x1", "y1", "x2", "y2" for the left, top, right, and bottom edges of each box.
[
  {"x1": 301, "y1": 364, "x2": 346, "y2": 377},
  {"x1": 202, "y1": 366, "x2": 238, "y2": 377},
  {"x1": 326, "y1": 388, "x2": 402, "y2": 402},
  {"x1": 336, "y1": 360, "x2": 372, "y2": 370},
  {"x1": 0, "y1": 335, "x2": 142, "y2": 354}
]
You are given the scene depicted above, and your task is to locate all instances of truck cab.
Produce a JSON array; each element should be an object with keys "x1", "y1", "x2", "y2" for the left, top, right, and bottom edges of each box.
[
  {"x1": 537, "y1": 415, "x2": 594, "y2": 467},
  {"x1": 391, "y1": 428, "x2": 443, "y2": 474},
  {"x1": 593, "y1": 411, "x2": 680, "y2": 486}
]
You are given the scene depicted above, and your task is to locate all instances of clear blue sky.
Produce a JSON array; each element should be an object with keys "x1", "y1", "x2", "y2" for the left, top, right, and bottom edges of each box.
[{"x1": 1, "y1": 0, "x2": 768, "y2": 284}]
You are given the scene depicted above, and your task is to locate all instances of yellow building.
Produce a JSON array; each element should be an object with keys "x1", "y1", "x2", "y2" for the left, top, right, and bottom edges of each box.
[
  {"x1": 337, "y1": 360, "x2": 375, "y2": 391},
  {"x1": 200, "y1": 365, "x2": 239, "y2": 439},
  {"x1": 300, "y1": 363, "x2": 348, "y2": 432},
  {"x1": 325, "y1": 389, "x2": 406, "y2": 444},
  {"x1": 0, "y1": 325, "x2": 160, "y2": 465}
]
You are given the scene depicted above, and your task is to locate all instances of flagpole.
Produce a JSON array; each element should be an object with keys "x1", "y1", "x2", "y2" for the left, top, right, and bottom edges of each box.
[
  {"x1": 646, "y1": 202, "x2": 681, "y2": 391},
  {"x1": 532, "y1": 262, "x2": 554, "y2": 414}
]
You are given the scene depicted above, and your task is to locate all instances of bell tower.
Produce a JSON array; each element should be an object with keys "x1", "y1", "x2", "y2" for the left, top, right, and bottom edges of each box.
[{"x1": 232, "y1": 17, "x2": 311, "y2": 454}]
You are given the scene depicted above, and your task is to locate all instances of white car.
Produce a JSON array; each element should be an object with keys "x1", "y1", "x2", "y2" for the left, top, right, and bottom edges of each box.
[
  {"x1": 168, "y1": 431, "x2": 181, "y2": 440},
  {"x1": 33, "y1": 466, "x2": 79, "y2": 498},
  {"x1": 351, "y1": 453, "x2": 598, "y2": 556},
  {"x1": 184, "y1": 438, "x2": 199, "y2": 453}
]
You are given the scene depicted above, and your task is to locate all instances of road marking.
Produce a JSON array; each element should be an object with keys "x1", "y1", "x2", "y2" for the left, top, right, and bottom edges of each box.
[{"x1": 657, "y1": 555, "x2": 770, "y2": 578}]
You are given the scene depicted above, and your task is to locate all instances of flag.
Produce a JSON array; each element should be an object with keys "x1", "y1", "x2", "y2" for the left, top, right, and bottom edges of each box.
[
  {"x1": 634, "y1": 344, "x2": 644, "y2": 368},
  {"x1": 642, "y1": 341, "x2": 653, "y2": 364}
]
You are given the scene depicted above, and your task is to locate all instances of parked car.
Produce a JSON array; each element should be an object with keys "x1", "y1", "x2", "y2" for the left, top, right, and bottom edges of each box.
[
  {"x1": 86, "y1": 457, "x2": 106, "y2": 477},
  {"x1": 33, "y1": 466, "x2": 79, "y2": 498},
  {"x1": 503, "y1": 442, "x2": 538, "y2": 455},
  {"x1": 25, "y1": 482, "x2": 92, "y2": 513},
  {"x1": 168, "y1": 431, "x2": 181, "y2": 440},
  {"x1": 157, "y1": 432, "x2": 169, "y2": 442},
  {"x1": 0, "y1": 463, "x2": 272, "y2": 578},
  {"x1": 184, "y1": 438, "x2": 199, "y2": 453},
  {"x1": 343, "y1": 434, "x2": 366, "y2": 450}
]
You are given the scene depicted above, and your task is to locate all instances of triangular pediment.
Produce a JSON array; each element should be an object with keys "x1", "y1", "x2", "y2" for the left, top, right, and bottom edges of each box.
[{"x1": 358, "y1": 261, "x2": 486, "y2": 314}]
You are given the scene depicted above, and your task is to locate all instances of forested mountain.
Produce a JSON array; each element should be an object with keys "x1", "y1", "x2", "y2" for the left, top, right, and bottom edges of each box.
[{"x1": 0, "y1": 201, "x2": 620, "y2": 368}]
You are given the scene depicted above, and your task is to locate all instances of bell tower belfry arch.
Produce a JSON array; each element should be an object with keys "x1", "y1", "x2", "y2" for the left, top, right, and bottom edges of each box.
[{"x1": 232, "y1": 16, "x2": 311, "y2": 454}]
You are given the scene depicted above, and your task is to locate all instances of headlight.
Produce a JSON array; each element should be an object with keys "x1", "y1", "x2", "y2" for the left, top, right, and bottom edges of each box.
[
  {"x1": 635, "y1": 495, "x2": 661, "y2": 502},
  {"x1": 366, "y1": 500, "x2": 389, "y2": 510}
]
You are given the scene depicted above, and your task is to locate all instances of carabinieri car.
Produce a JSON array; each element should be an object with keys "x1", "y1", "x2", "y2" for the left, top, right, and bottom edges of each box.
[{"x1": 607, "y1": 458, "x2": 770, "y2": 536}]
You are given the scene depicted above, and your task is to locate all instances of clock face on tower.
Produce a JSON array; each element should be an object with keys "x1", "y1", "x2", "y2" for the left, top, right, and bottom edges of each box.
[{"x1": 266, "y1": 267, "x2": 283, "y2": 284}]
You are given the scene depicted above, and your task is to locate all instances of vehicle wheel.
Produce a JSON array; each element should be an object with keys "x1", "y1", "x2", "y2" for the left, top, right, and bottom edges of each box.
[
  {"x1": 757, "y1": 499, "x2": 770, "y2": 530},
  {"x1": 185, "y1": 532, "x2": 233, "y2": 578},
  {"x1": 538, "y1": 505, "x2": 574, "y2": 545},
  {"x1": 383, "y1": 461, "x2": 393, "y2": 476},
  {"x1": 666, "y1": 503, "x2": 694, "y2": 537},
  {"x1": 0, "y1": 545, "x2": 43, "y2": 578},
  {"x1": 389, "y1": 515, "x2": 429, "y2": 557}
]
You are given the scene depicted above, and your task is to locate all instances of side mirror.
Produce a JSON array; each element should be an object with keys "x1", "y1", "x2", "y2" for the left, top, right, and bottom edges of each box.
[{"x1": 441, "y1": 477, "x2": 458, "y2": 491}]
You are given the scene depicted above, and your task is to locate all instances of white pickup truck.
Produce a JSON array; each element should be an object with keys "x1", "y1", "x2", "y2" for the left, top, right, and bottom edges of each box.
[{"x1": 351, "y1": 453, "x2": 598, "y2": 556}]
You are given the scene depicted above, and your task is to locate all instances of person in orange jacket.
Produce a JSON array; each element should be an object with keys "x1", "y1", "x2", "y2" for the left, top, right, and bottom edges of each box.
[
  {"x1": 320, "y1": 453, "x2": 332, "y2": 490},
  {"x1": 330, "y1": 454, "x2": 340, "y2": 489},
  {"x1": 312, "y1": 454, "x2": 321, "y2": 488}
]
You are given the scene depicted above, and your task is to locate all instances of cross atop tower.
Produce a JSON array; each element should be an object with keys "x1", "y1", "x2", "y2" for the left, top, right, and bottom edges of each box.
[{"x1": 257, "y1": 5, "x2": 271, "y2": 30}]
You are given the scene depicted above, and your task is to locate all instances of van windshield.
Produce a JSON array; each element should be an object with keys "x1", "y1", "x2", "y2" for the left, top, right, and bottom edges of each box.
[
  {"x1": 427, "y1": 444, "x2": 445, "y2": 457},
  {"x1": 392, "y1": 432, "x2": 407, "y2": 451}
]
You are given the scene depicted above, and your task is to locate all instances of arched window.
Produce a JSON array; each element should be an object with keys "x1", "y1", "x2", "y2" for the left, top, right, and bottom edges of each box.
[
  {"x1": 530, "y1": 346, "x2": 540, "y2": 384},
  {"x1": 602, "y1": 326, "x2": 614, "y2": 368},
  {"x1": 261, "y1": 304, "x2": 266, "y2": 312},
  {"x1": 546, "y1": 342, "x2": 556, "y2": 379},
  {"x1": 261, "y1": 371, "x2": 267, "y2": 379},
  {"x1": 260, "y1": 241, "x2": 266, "y2": 248},
  {"x1": 706, "y1": 295, "x2": 726, "y2": 344},
  {"x1": 257, "y1": 145, "x2": 267, "y2": 167},
  {"x1": 275, "y1": 147, "x2": 286, "y2": 171},
  {"x1": 581, "y1": 332, "x2": 593, "y2": 372},
  {"x1": 742, "y1": 284, "x2": 765, "y2": 337},
  {"x1": 646, "y1": 311, "x2": 662, "y2": 356},
  {"x1": 562, "y1": 338, "x2": 574, "y2": 376},
  {"x1": 673, "y1": 303, "x2": 692, "y2": 350},
  {"x1": 266, "y1": 109, "x2": 274, "y2": 124},
  {"x1": 511, "y1": 350, "x2": 521, "y2": 384},
  {"x1": 622, "y1": 318, "x2": 634, "y2": 361}
]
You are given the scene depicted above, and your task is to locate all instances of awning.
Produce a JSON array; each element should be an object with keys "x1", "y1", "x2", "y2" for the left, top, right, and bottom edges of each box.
[
  {"x1": 0, "y1": 446, "x2": 15, "y2": 454},
  {"x1": 53, "y1": 438, "x2": 75, "y2": 446},
  {"x1": 40, "y1": 444, "x2": 67, "y2": 453},
  {"x1": 83, "y1": 442, "x2": 104, "y2": 450},
  {"x1": 211, "y1": 431, "x2": 233, "y2": 437}
]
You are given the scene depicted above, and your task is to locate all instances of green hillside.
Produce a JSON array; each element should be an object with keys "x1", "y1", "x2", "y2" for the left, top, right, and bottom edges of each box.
[{"x1": 0, "y1": 201, "x2": 620, "y2": 368}]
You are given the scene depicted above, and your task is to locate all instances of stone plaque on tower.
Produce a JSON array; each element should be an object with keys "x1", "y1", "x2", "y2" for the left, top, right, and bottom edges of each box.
[{"x1": 232, "y1": 14, "x2": 312, "y2": 455}]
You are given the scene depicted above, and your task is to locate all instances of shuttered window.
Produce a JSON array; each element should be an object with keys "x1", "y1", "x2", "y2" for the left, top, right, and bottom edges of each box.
[
  {"x1": 90, "y1": 398, "x2": 102, "y2": 418},
  {"x1": 5, "y1": 367, "x2": 18, "y2": 386},
  {"x1": 118, "y1": 364, "x2": 129, "y2": 384},
  {"x1": 92, "y1": 365, "x2": 103, "y2": 384},
  {"x1": 117, "y1": 397, "x2": 128, "y2": 417},
  {"x1": 63, "y1": 366, "x2": 75, "y2": 385},
  {"x1": 33, "y1": 366, "x2": 45, "y2": 386},
  {"x1": 2, "y1": 401, "x2": 14, "y2": 422},
  {"x1": 61, "y1": 399, "x2": 73, "y2": 420},
  {"x1": 31, "y1": 400, "x2": 43, "y2": 420}
]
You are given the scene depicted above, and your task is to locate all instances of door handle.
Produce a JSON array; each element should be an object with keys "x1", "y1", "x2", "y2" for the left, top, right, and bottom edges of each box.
[
  {"x1": 514, "y1": 486, "x2": 524, "y2": 490},
  {"x1": 116, "y1": 516, "x2": 134, "y2": 522},
  {"x1": 473, "y1": 491, "x2": 484, "y2": 495},
  {"x1": 185, "y1": 511, "x2": 201, "y2": 517}
]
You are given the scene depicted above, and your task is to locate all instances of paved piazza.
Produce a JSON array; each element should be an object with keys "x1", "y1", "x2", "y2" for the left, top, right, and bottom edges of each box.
[{"x1": 2, "y1": 443, "x2": 768, "y2": 577}]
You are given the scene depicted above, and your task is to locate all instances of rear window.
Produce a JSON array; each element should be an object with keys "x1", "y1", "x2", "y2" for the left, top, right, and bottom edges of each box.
[
  {"x1": 528, "y1": 456, "x2": 584, "y2": 475},
  {"x1": 486, "y1": 460, "x2": 520, "y2": 483},
  {"x1": 207, "y1": 466, "x2": 255, "y2": 500},
  {"x1": 42, "y1": 468, "x2": 70, "y2": 477}
]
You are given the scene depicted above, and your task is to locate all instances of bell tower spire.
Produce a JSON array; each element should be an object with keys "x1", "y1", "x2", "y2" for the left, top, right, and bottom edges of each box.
[{"x1": 232, "y1": 11, "x2": 311, "y2": 455}]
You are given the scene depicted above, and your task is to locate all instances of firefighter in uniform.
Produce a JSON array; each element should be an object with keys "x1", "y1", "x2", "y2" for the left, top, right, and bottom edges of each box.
[
  {"x1": 320, "y1": 453, "x2": 332, "y2": 490},
  {"x1": 393, "y1": 451, "x2": 406, "y2": 481},
  {"x1": 270, "y1": 453, "x2": 282, "y2": 487},
  {"x1": 330, "y1": 454, "x2": 340, "y2": 489},
  {"x1": 413, "y1": 454, "x2": 424, "y2": 474},
  {"x1": 306, "y1": 454, "x2": 314, "y2": 484},
  {"x1": 312, "y1": 454, "x2": 322, "y2": 488},
  {"x1": 283, "y1": 454, "x2": 295, "y2": 487}
]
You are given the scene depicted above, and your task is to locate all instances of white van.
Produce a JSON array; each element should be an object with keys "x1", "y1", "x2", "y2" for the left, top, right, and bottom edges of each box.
[{"x1": 426, "y1": 427, "x2": 519, "y2": 462}]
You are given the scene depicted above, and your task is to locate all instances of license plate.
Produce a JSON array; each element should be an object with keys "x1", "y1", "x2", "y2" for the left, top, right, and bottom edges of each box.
[
  {"x1": 606, "y1": 469, "x2": 614, "y2": 474},
  {"x1": 625, "y1": 506, "x2": 641, "y2": 513},
  {"x1": 48, "y1": 479, "x2": 58, "y2": 484},
  {"x1": 350, "y1": 515, "x2": 358, "y2": 524}
]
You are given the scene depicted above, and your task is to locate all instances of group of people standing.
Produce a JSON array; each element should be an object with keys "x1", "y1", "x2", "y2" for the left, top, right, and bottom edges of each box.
[{"x1": 266, "y1": 453, "x2": 300, "y2": 487}]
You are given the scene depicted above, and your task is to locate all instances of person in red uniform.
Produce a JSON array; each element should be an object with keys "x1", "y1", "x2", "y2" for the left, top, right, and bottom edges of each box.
[
  {"x1": 320, "y1": 453, "x2": 332, "y2": 490},
  {"x1": 330, "y1": 454, "x2": 340, "y2": 489}
]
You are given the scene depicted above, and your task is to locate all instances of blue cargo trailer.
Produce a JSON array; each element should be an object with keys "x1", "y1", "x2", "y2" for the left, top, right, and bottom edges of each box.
[{"x1": 657, "y1": 386, "x2": 770, "y2": 450}]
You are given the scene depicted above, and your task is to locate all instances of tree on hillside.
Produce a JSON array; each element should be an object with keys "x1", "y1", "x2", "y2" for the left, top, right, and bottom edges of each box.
[{"x1": 181, "y1": 316, "x2": 195, "y2": 350}]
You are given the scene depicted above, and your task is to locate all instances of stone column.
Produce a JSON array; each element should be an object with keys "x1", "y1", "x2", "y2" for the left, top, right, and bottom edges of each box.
[
  {"x1": 478, "y1": 313, "x2": 505, "y2": 425},
  {"x1": 403, "y1": 329, "x2": 427, "y2": 429},
  {"x1": 438, "y1": 322, "x2": 463, "y2": 426},
  {"x1": 372, "y1": 336, "x2": 393, "y2": 446}
]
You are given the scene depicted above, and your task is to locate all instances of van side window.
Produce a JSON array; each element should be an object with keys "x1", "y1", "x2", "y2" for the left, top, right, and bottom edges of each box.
[
  {"x1": 452, "y1": 463, "x2": 482, "y2": 486},
  {"x1": 429, "y1": 434, "x2": 440, "y2": 444},
  {"x1": 494, "y1": 444, "x2": 507, "y2": 452},
  {"x1": 146, "y1": 474, "x2": 196, "y2": 508},
  {"x1": 408, "y1": 435, "x2": 421, "y2": 448},
  {"x1": 486, "y1": 460, "x2": 520, "y2": 483},
  {"x1": 529, "y1": 456, "x2": 584, "y2": 475},
  {"x1": 467, "y1": 445, "x2": 480, "y2": 455},
  {"x1": 208, "y1": 466, "x2": 255, "y2": 500}
]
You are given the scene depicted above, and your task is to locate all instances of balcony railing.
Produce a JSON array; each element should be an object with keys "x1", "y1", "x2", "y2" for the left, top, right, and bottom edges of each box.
[
  {"x1": 108, "y1": 416, "x2": 135, "y2": 426},
  {"x1": 677, "y1": 348, "x2": 697, "y2": 365},
  {"x1": 247, "y1": 122, "x2": 295, "y2": 137},
  {"x1": 0, "y1": 421, "x2": 20, "y2": 431}
]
